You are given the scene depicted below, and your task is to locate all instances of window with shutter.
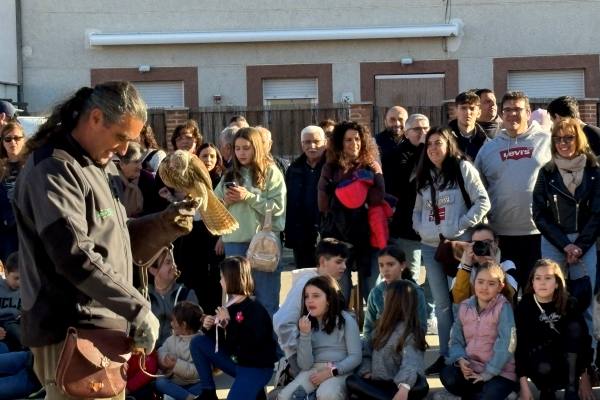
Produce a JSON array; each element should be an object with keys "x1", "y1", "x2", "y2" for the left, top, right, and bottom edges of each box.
[
  {"x1": 132, "y1": 81, "x2": 185, "y2": 108},
  {"x1": 507, "y1": 70, "x2": 585, "y2": 99}
]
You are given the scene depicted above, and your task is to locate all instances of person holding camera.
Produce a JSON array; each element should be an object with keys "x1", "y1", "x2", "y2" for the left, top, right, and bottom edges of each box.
[{"x1": 451, "y1": 224, "x2": 518, "y2": 305}]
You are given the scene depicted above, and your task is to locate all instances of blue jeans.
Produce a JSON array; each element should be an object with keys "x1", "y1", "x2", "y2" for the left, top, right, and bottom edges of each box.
[
  {"x1": 392, "y1": 237, "x2": 422, "y2": 281},
  {"x1": 421, "y1": 244, "x2": 453, "y2": 357},
  {"x1": 441, "y1": 365, "x2": 517, "y2": 400},
  {"x1": 189, "y1": 335, "x2": 273, "y2": 400},
  {"x1": 155, "y1": 377, "x2": 203, "y2": 400},
  {"x1": 0, "y1": 345, "x2": 40, "y2": 400},
  {"x1": 224, "y1": 242, "x2": 282, "y2": 317},
  {"x1": 541, "y1": 234, "x2": 597, "y2": 341}
]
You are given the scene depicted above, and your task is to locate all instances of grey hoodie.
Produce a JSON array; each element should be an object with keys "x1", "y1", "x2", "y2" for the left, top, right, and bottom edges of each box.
[{"x1": 474, "y1": 122, "x2": 551, "y2": 236}]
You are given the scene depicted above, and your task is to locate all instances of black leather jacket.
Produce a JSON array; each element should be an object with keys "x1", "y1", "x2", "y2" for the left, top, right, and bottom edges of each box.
[{"x1": 532, "y1": 159, "x2": 600, "y2": 255}]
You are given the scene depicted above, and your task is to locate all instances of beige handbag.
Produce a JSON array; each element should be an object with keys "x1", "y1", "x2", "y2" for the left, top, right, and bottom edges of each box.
[{"x1": 247, "y1": 202, "x2": 281, "y2": 272}]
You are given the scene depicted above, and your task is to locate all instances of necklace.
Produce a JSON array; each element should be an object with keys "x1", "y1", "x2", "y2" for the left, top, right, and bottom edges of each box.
[{"x1": 533, "y1": 294, "x2": 560, "y2": 334}]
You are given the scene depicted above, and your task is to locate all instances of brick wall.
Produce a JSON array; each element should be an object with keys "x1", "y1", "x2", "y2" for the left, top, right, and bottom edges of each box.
[
  {"x1": 579, "y1": 99, "x2": 598, "y2": 126},
  {"x1": 164, "y1": 108, "x2": 190, "y2": 151},
  {"x1": 350, "y1": 102, "x2": 374, "y2": 132}
]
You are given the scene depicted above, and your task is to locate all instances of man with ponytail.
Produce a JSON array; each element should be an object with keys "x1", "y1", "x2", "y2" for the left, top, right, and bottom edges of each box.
[{"x1": 13, "y1": 81, "x2": 197, "y2": 399}]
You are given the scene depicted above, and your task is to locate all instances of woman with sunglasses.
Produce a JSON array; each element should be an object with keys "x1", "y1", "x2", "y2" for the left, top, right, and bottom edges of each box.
[
  {"x1": 532, "y1": 118, "x2": 600, "y2": 397},
  {"x1": 0, "y1": 122, "x2": 26, "y2": 262}
]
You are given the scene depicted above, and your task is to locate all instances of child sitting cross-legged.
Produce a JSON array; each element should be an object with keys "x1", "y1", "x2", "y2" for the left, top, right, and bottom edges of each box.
[
  {"x1": 347, "y1": 280, "x2": 429, "y2": 400},
  {"x1": 155, "y1": 301, "x2": 204, "y2": 400},
  {"x1": 439, "y1": 261, "x2": 518, "y2": 400}
]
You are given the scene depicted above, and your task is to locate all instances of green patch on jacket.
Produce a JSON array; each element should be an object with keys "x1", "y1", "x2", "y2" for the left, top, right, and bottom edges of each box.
[{"x1": 96, "y1": 208, "x2": 114, "y2": 219}]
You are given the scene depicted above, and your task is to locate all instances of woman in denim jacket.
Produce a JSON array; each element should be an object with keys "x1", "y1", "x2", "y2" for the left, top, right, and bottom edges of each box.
[{"x1": 412, "y1": 126, "x2": 490, "y2": 375}]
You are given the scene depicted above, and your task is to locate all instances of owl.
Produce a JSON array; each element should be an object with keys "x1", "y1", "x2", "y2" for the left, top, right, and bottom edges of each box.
[{"x1": 159, "y1": 150, "x2": 239, "y2": 235}]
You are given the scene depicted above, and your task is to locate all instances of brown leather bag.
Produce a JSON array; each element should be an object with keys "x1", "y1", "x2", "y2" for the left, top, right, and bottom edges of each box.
[{"x1": 56, "y1": 327, "x2": 132, "y2": 398}]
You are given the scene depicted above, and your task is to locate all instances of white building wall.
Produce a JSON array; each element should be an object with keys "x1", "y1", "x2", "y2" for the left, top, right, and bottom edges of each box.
[
  {"x1": 19, "y1": 0, "x2": 600, "y2": 112},
  {"x1": 0, "y1": 0, "x2": 19, "y2": 87}
]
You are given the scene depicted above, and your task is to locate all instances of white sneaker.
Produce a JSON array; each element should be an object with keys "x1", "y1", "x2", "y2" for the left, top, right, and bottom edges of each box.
[
  {"x1": 427, "y1": 317, "x2": 438, "y2": 335},
  {"x1": 433, "y1": 390, "x2": 461, "y2": 400}
]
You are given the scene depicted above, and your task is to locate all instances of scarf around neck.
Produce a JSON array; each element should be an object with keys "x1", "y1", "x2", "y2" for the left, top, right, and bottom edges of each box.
[{"x1": 554, "y1": 154, "x2": 586, "y2": 195}]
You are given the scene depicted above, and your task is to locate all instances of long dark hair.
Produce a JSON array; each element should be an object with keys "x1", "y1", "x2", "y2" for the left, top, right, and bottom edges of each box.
[
  {"x1": 300, "y1": 275, "x2": 345, "y2": 334},
  {"x1": 198, "y1": 142, "x2": 225, "y2": 181},
  {"x1": 24, "y1": 81, "x2": 147, "y2": 157},
  {"x1": 415, "y1": 126, "x2": 467, "y2": 192},
  {"x1": 372, "y1": 280, "x2": 427, "y2": 352}
]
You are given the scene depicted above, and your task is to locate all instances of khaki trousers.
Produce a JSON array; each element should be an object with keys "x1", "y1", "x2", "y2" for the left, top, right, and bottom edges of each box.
[{"x1": 31, "y1": 342, "x2": 125, "y2": 400}]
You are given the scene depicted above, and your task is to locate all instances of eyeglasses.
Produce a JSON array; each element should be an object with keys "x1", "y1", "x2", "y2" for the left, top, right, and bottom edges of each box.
[
  {"x1": 502, "y1": 107, "x2": 526, "y2": 114},
  {"x1": 408, "y1": 127, "x2": 429, "y2": 132},
  {"x1": 301, "y1": 140, "x2": 323, "y2": 146},
  {"x1": 3, "y1": 136, "x2": 24, "y2": 143},
  {"x1": 552, "y1": 135, "x2": 576, "y2": 144}
]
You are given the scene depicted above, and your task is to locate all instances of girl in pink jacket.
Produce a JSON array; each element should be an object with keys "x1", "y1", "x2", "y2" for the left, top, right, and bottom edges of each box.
[{"x1": 440, "y1": 261, "x2": 517, "y2": 400}]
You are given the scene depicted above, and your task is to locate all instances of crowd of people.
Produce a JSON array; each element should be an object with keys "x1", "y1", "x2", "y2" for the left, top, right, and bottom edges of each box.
[{"x1": 0, "y1": 82, "x2": 599, "y2": 400}]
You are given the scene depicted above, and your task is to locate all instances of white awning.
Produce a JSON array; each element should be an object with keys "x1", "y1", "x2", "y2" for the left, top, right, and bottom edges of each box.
[{"x1": 88, "y1": 21, "x2": 463, "y2": 46}]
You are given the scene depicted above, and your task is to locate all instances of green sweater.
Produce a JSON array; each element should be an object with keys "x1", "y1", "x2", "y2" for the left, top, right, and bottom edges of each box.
[{"x1": 215, "y1": 164, "x2": 286, "y2": 243}]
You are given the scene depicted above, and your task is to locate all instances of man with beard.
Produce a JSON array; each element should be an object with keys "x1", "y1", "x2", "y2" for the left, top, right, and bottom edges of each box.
[{"x1": 375, "y1": 105, "x2": 408, "y2": 190}]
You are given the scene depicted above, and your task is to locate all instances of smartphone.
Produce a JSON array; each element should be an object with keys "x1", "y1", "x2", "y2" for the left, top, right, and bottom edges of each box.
[{"x1": 224, "y1": 181, "x2": 238, "y2": 189}]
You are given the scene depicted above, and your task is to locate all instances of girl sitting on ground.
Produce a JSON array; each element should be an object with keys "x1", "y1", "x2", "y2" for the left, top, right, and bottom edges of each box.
[
  {"x1": 190, "y1": 256, "x2": 277, "y2": 400},
  {"x1": 362, "y1": 245, "x2": 427, "y2": 342},
  {"x1": 347, "y1": 280, "x2": 429, "y2": 400},
  {"x1": 155, "y1": 301, "x2": 204, "y2": 400},
  {"x1": 516, "y1": 259, "x2": 592, "y2": 400},
  {"x1": 277, "y1": 275, "x2": 362, "y2": 400},
  {"x1": 439, "y1": 261, "x2": 517, "y2": 400}
]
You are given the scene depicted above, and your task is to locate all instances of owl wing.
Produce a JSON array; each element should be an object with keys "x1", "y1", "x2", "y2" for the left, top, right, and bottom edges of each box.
[{"x1": 188, "y1": 155, "x2": 239, "y2": 236}]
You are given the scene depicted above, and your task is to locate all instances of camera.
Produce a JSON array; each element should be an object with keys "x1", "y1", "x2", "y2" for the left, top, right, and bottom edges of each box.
[
  {"x1": 472, "y1": 240, "x2": 492, "y2": 257},
  {"x1": 224, "y1": 182, "x2": 238, "y2": 189}
]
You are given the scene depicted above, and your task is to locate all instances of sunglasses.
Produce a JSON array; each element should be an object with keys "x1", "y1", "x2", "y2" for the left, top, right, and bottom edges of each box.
[
  {"x1": 552, "y1": 135, "x2": 576, "y2": 144},
  {"x1": 3, "y1": 136, "x2": 24, "y2": 143}
]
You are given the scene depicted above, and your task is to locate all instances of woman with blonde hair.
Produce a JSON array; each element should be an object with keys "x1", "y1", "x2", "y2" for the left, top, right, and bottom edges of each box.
[
  {"x1": 533, "y1": 117, "x2": 600, "y2": 342},
  {"x1": 214, "y1": 127, "x2": 286, "y2": 317}
]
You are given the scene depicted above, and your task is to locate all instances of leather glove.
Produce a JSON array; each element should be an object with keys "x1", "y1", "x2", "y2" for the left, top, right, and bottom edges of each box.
[
  {"x1": 133, "y1": 309, "x2": 160, "y2": 354},
  {"x1": 162, "y1": 197, "x2": 199, "y2": 233},
  {"x1": 129, "y1": 197, "x2": 200, "y2": 267}
]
